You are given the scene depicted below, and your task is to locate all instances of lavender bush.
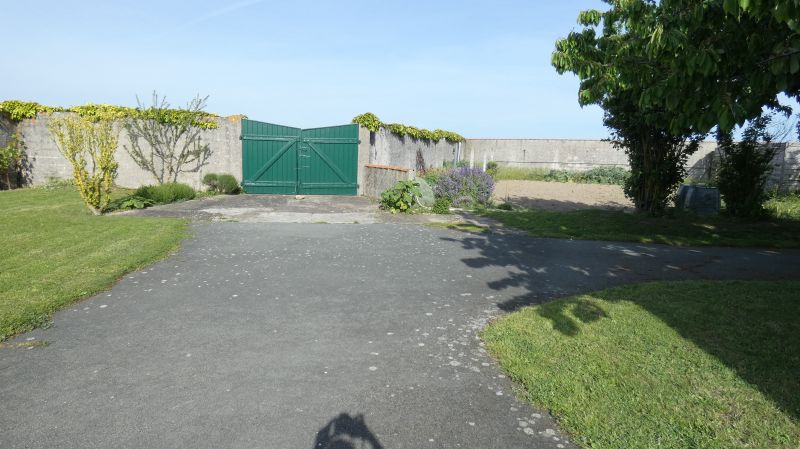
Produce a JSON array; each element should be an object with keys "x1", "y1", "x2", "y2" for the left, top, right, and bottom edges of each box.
[{"x1": 434, "y1": 167, "x2": 494, "y2": 208}]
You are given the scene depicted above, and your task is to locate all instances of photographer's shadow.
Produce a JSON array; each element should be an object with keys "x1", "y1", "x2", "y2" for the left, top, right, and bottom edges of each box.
[{"x1": 313, "y1": 413, "x2": 384, "y2": 449}]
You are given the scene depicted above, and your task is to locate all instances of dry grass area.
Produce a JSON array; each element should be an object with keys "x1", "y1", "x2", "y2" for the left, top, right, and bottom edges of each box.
[{"x1": 493, "y1": 180, "x2": 634, "y2": 211}]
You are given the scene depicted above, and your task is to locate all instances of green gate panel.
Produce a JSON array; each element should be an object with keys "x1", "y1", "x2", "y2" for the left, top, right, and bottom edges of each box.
[
  {"x1": 241, "y1": 120, "x2": 359, "y2": 196},
  {"x1": 241, "y1": 120, "x2": 301, "y2": 194},
  {"x1": 299, "y1": 125, "x2": 359, "y2": 195}
]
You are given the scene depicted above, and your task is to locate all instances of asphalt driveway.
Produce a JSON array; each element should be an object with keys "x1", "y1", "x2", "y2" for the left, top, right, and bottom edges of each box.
[{"x1": 2, "y1": 223, "x2": 798, "y2": 449}]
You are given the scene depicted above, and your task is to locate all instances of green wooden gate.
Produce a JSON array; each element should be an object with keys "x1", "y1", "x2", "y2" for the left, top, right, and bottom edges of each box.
[{"x1": 241, "y1": 119, "x2": 359, "y2": 195}]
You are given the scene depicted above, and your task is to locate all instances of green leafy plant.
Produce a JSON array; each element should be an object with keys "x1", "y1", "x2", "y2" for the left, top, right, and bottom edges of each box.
[
  {"x1": 485, "y1": 161, "x2": 499, "y2": 178},
  {"x1": 422, "y1": 168, "x2": 445, "y2": 188},
  {"x1": 134, "y1": 183, "x2": 196, "y2": 204},
  {"x1": 352, "y1": 112, "x2": 465, "y2": 142},
  {"x1": 432, "y1": 197, "x2": 452, "y2": 214},
  {"x1": 716, "y1": 114, "x2": 778, "y2": 218},
  {"x1": 48, "y1": 115, "x2": 119, "y2": 215},
  {"x1": 109, "y1": 195, "x2": 156, "y2": 211},
  {"x1": 0, "y1": 100, "x2": 65, "y2": 120},
  {"x1": 380, "y1": 180, "x2": 421, "y2": 213},
  {"x1": 0, "y1": 132, "x2": 25, "y2": 189},
  {"x1": 351, "y1": 112, "x2": 382, "y2": 132},
  {"x1": 765, "y1": 193, "x2": 800, "y2": 221},
  {"x1": 579, "y1": 166, "x2": 630, "y2": 185}
]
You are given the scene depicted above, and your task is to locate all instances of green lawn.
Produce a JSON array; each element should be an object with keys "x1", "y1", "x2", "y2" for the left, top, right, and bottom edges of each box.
[
  {"x1": 480, "y1": 207, "x2": 800, "y2": 248},
  {"x1": 482, "y1": 281, "x2": 800, "y2": 449},
  {"x1": 0, "y1": 186, "x2": 187, "y2": 340}
]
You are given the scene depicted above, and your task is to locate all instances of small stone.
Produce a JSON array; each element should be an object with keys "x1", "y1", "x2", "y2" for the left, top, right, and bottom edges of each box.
[{"x1": 368, "y1": 366, "x2": 377, "y2": 371}]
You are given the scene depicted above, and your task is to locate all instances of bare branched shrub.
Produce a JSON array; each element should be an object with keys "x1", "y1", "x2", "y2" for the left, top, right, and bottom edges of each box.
[{"x1": 124, "y1": 93, "x2": 214, "y2": 184}]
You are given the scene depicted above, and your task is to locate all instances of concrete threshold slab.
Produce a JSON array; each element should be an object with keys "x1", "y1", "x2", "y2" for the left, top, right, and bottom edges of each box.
[{"x1": 209, "y1": 210, "x2": 378, "y2": 224}]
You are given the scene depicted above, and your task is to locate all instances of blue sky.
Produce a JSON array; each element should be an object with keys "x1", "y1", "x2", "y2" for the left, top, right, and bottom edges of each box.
[{"x1": 2, "y1": 1, "x2": 612, "y2": 138}]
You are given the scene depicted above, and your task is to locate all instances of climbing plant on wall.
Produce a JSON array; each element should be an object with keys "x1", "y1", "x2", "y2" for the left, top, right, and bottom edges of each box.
[
  {"x1": 352, "y1": 112, "x2": 465, "y2": 142},
  {"x1": 0, "y1": 100, "x2": 219, "y2": 130}
]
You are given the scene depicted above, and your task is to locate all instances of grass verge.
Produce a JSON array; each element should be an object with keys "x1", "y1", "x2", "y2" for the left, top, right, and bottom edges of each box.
[
  {"x1": 0, "y1": 186, "x2": 187, "y2": 340},
  {"x1": 480, "y1": 207, "x2": 800, "y2": 248},
  {"x1": 482, "y1": 280, "x2": 800, "y2": 449}
]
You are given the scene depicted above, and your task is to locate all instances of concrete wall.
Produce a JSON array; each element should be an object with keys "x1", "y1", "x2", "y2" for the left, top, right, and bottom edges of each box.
[
  {"x1": 465, "y1": 139, "x2": 716, "y2": 172},
  {"x1": 362, "y1": 164, "x2": 412, "y2": 199},
  {"x1": 464, "y1": 138, "x2": 799, "y2": 191},
  {"x1": 360, "y1": 127, "x2": 460, "y2": 177},
  {"x1": 13, "y1": 112, "x2": 242, "y2": 190},
  {"x1": 686, "y1": 142, "x2": 800, "y2": 191}
]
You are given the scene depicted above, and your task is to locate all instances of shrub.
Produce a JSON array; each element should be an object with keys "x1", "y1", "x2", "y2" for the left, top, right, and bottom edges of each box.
[
  {"x1": 48, "y1": 115, "x2": 119, "y2": 215},
  {"x1": 216, "y1": 174, "x2": 241, "y2": 194},
  {"x1": 497, "y1": 202, "x2": 514, "y2": 211},
  {"x1": 0, "y1": 132, "x2": 25, "y2": 190},
  {"x1": 202, "y1": 173, "x2": 218, "y2": 191},
  {"x1": 715, "y1": 114, "x2": 777, "y2": 218},
  {"x1": 422, "y1": 168, "x2": 445, "y2": 187},
  {"x1": 124, "y1": 92, "x2": 213, "y2": 184},
  {"x1": 380, "y1": 180, "x2": 421, "y2": 213},
  {"x1": 485, "y1": 161, "x2": 499, "y2": 178},
  {"x1": 432, "y1": 197, "x2": 452, "y2": 214},
  {"x1": 579, "y1": 166, "x2": 630, "y2": 185},
  {"x1": 543, "y1": 169, "x2": 573, "y2": 183},
  {"x1": 434, "y1": 168, "x2": 495, "y2": 208},
  {"x1": 135, "y1": 182, "x2": 196, "y2": 204}
]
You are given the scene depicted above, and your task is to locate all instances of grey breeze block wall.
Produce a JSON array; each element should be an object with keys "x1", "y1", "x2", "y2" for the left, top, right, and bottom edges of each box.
[
  {"x1": 360, "y1": 127, "x2": 461, "y2": 178},
  {"x1": 464, "y1": 138, "x2": 800, "y2": 191},
  {"x1": 15, "y1": 112, "x2": 243, "y2": 190},
  {"x1": 362, "y1": 164, "x2": 412, "y2": 199}
]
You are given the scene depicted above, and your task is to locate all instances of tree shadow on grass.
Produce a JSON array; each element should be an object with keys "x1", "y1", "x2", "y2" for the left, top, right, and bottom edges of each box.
[
  {"x1": 536, "y1": 298, "x2": 609, "y2": 336},
  {"x1": 442, "y1": 229, "x2": 800, "y2": 420},
  {"x1": 313, "y1": 413, "x2": 384, "y2": 449}
]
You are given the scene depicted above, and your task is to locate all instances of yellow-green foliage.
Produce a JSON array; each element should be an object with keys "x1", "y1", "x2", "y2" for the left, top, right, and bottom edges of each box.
[
  {"x1": 0, "y1": 100, "x2": 65, "y2": 120},
  {"x1": 352, "y1": 112, "x2": 465, "y2": 142},
  {"x1": 48, "y1": 116, "x2": 119, "y2": 214},
  {"x1": 0, "y1": 132, "x2": 24, "y2": 188},
  {"x1": 0, "y1": 100, "x2": 219, "y2": 130}
]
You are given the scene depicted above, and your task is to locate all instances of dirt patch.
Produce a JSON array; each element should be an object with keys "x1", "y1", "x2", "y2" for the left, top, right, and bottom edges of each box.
[{"x1": 493, "y1": 180, "x2": 634, "y2": 212}]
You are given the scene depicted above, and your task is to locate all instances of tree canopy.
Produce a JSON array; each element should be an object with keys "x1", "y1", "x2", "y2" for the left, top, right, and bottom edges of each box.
[{"x1": 553, "y1": 0, "x2": 800, "y2": 135}]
